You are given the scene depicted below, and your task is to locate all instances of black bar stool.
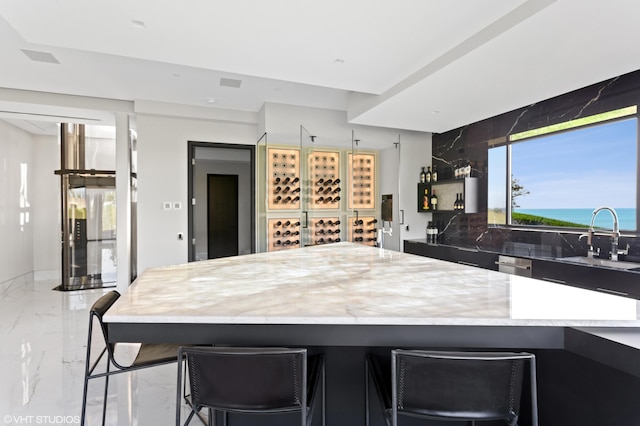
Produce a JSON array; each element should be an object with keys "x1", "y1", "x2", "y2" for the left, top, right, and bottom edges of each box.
[
  {"x1": 365, "y1": 349, "x2": 538, "y2": 426},
  {"x1": 176, "y1": 346, "x2": 325, "y2": 426},
  {"x1": 81, "y1": 291, "x2": 185, "y2": 426}
]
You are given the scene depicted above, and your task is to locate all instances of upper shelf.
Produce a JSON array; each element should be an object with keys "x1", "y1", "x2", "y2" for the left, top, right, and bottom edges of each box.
[{"x1": 418, "y1": 177, "x2": 478, "y2": 213}]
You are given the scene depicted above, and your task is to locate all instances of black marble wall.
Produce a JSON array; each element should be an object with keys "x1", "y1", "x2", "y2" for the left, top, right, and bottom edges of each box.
[{"x1": 431, "y1": 69, "x2": 640, "y2": 261}]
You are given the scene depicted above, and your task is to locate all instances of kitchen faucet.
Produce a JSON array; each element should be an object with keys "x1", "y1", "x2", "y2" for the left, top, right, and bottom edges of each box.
[{"x1": 585, "y1": 206, "x2": 625, "y2": 261}]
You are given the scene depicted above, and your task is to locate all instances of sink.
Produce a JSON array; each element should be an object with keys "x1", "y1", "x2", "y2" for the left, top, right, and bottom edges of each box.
[{"x1": 558, "y1": 256, "x2": 640, "y2": 271}]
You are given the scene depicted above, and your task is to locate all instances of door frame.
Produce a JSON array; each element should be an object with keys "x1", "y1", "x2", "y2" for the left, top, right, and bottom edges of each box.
[{"x1": 187, "y1": 141, "x2": 255, "y2": 262}]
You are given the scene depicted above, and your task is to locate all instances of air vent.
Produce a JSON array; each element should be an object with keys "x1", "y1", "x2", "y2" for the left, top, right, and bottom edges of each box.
[
  {"x1": 21, "y1": 49, "x2": 60, "y2": 64},
  {"x1": 220, "y1": 78, "x2": 242, "y2": 88}
]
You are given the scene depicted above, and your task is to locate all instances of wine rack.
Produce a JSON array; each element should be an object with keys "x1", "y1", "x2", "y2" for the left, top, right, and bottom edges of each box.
[
  {"x1": 309, "y1": 151, "x2": 341, "y2": 209},
  {"x1": 348, "y1": 215, "x2": 378, "y2": 247},
  {"x1": 310, "y1": 217, "x2": 341, "y2": 245},
  {"x1": 268, "y1": 148, "x2": 301, "y2": 210},
  {"x1": 348, "y1": 153, "x2": 376, "y2": 210},
  {"x1": 268, "y1": 218, "x2": 301, "y2": 251}
]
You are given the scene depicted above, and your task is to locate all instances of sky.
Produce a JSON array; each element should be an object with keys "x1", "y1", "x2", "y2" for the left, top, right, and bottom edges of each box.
[{"x1": 488, "y1": 117, "x2": 637, "y2": 210}]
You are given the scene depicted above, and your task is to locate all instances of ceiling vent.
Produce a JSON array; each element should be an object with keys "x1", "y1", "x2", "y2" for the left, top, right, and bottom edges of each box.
[
  {"x1": 21, "y1": 49, "x2": 60, "y2": 64},
  {"x1": 220, "y1": 78, "x2": 242, "y2": 88}
]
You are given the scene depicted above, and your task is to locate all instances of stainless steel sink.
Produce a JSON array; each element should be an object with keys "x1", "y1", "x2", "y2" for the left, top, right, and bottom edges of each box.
[{"x1": 558, "y1": 256, "x2": 640, "y2": 271}]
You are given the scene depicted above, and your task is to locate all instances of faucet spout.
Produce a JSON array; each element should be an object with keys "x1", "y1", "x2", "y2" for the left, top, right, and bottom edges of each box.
[{"x1": 589, "y1": 206, "x2": 620, "y2": 261}]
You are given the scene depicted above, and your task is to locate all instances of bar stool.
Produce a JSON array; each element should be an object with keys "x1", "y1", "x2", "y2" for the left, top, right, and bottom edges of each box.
[
  {"x1": 176, "y1": 346, "x2": 325, "y2": 426},
  {"x1": 365, "y1": 349, "x2": 538, "y2": 426},
  {"x1": 81, "y1": 291, "x2": 185, "y2": 426}
]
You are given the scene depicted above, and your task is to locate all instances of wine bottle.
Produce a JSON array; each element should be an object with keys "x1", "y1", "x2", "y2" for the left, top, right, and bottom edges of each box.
[
  {"x1": 420, "y1": 167, "x2": 426, "y2": 183},
  {"x1": 333, "y1": 220, "x2": 341, "y2": 225},
  {"x1": 292, "y1": 196, "x2": 300, "y2": 202},
  {"x1": 316, "y1": 238, "x2": 325, "y2": 244},
  {"x1": 430, "y1": 190, "x2": 438, "y2": 211},
  {"x1": 432, "y1": 165, "x2": 438, "y2": 182},
  {"x1": 316, "y1": 229, "x2": 326, "y2": 235},
  {"x1": 275, "y1": 195, "x2": 282, "y2": 203},
  {"x1": 324, "y1": 178, "x2": 333, "y2": 185},
  {"x1": 283, "y1": 196, "x2": 292, "y2": 202},
  {"x1": 367, "y1": 219, "x2": 378, "y2": 225},
  {"x1": 274, "y1": 177, "x2": 281, "y2": 185},
  {"x1": 282, "y1": 177, "x2": 291, "y2": 185},
  {"x1": 274, "y1": 186, "x2": 282, "y2": 194},
  {"x1": 293, "y1": 221, "x2": 301, "y2": 226},
  {"x1": 332, "y1": 187, "x2": 341, "y2": 194},
  {"x1": 454, "y1": 193, "x2": 460, "y2": 210},
  {"x1": 316, "y1": 187, "x2": 325, "y2": 194},
  {"x1": 291, "y1": 230, "x2": 300, "y2": 236},
  {"x1": 292, "y1": 187, "x2": 301, "y2": 194},
  {"x1": 323, "y1": 187, "x2": 332, "y2": 194},
  {"x1": 292, "y1": 240, "x2": 300, "y2": 245},
  {"x1": 275, "y1": 221, "x2": 282, "y2": 226},
  {"x1": 355, "y1": 237, "x2": 364, "y2": 242},
  {"x1": 283, "y1": 220, "x2": 291, "y2": 226},
  {"x1": 274, "y1": 230, "x2": 281, "y2": 236},
  {"x1": 316, "y1": 178, "x2": 324, "y2": 185},
  {"x1": 354, "y1": 219, "x2": 363, "y2": 225},
  {"x1": 282, "y1": 186, "x2": 290, "y2": 194},
  {"x1": 354, "y1": 229, "x2": 364, "y2": 234},
  {"x1": 283, "y1": 240, "x2": 292, "y2": 246},
  {"x1": 333, "y1": 196, "x2": 341, "y2": 202},
  {"x1": 291, "y1": 177, "x2": 300, "y2": 184},
  {"x1": 426, "y1": 166, "x2": 432, "y2": 183},
  {"x1": 274, "y1": 240, "x2": 282, "y2": 246},
  {"x1": 317, "y1": 219, "x2": 325, "y2": 225},
  {"x1": 334, "y1": 237, "x2": 341, "y2": 243},
  {"x1": 423, "y1": 188, "x2": 430, "y2": 211},
  {"x1": 459, "y1": 193, "x2": 465, "y2": 211},
  {"x1": 333, "y1": 178, "x2": 341, "y2": 184},
  {"x1": 323, "y1": 196, "x2": 333, "y2": 203}
]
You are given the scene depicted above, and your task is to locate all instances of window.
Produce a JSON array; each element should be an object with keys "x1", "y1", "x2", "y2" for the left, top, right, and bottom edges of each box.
[{"x1": 488, "y1": 107, "x2": 638, "y2": 231}]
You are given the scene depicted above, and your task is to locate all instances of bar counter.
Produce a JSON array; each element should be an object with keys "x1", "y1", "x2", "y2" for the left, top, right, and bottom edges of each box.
[{"x1": 105, "y1": 242, "x2": 640, "y2": 425}]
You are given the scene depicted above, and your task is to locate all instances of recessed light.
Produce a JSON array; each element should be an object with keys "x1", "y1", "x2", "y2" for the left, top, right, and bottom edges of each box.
[
  {"x1": 432, "y1": 110, "x2": 441, "y2": 115},
  {"x1": 333, "y1": 58, "x2": 345, "y2": 64},
  {"x1": 131, "y1": 19, "x2": 146, "y2": 29},
  {"x1": 172, "y1": 73, "x2": 181, "y2": 78},
  {"x1": 206, "y1": 99, "x2": 217, "y2": 104}
]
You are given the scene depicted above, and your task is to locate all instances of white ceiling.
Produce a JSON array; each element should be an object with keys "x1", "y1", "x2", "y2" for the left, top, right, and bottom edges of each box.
[{"x1": 1, "y1": 0, "x2": 640, "y2": 136}]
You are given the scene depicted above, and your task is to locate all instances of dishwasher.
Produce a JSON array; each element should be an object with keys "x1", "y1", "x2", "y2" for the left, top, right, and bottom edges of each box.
[{"x1": 496, "y1": 255, "x2": 532, "y2": 277}]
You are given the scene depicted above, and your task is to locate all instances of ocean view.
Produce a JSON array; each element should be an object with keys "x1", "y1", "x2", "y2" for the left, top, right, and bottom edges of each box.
[{"x1": 514, "y1": 208, "x2": 636, "y2": 231}]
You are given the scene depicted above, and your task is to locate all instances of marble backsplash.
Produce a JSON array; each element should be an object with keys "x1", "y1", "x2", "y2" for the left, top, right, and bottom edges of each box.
[{"x1": 430, "y1": 68, "x2": 640, "y2": 261}]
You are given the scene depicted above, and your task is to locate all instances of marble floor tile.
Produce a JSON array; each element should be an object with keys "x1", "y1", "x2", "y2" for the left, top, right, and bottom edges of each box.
[{"x1": 0, "y1": 274, "x2": 193, "y2": 426}]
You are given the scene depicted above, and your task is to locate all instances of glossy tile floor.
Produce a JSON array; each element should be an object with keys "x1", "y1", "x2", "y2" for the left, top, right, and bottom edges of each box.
[{"x1": 0, "y1": 273, "x2": 194, "y2": 425}]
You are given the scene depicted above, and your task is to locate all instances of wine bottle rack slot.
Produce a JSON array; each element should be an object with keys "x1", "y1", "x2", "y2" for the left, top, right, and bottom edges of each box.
[
  {"x1": 310, "y1": 217, "x2": 341, "y2": 245},
  {"x1": 308, "y1": 151, "x2": 341, "y2": 209},
  {"x1": 348, "y1": 153, "x2": 376, "y2": 210},
  {"x1": 348, "y1": 216, "x2": 378, "y2": 247},
  {"x1": 268, "y1": 218, "x2": 301, "y2": 251},
  {"x1": 268, "y1": 148, "x2": 301, "y2": 210}
]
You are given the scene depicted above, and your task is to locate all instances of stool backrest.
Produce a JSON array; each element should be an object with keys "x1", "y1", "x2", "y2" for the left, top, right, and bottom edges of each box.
[
  {"x1": 392, "y1": 350, "x2": 533, "y2": 425},
  {"x1": 184, "y1": 347, "x2": 307, "y2": 413}
]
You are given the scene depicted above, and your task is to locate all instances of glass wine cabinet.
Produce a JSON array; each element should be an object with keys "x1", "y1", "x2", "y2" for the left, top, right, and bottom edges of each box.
[{"x1": 257, "y1": 129, "x2": 380, "y2": 252}]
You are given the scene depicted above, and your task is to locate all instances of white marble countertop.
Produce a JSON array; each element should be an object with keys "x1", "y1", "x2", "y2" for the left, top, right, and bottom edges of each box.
[{"x1": 105, "y1": 242, "x2": 640, "y2": 327}]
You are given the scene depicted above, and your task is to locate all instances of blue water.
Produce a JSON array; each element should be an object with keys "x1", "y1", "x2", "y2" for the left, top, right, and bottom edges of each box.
[{"x1": 514, "y1": 208, "x2": 636, "y2": 231}]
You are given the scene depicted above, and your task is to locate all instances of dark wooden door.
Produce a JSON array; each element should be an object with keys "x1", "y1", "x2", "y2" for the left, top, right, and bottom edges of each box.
[{"x1": 207, "y1": 174, "x2": 239, "y2": 259}]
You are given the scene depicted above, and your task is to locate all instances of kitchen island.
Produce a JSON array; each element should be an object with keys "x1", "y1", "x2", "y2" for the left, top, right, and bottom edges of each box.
[{"x1": 105, "y1": 242, "x2": 640, "y2": 425}]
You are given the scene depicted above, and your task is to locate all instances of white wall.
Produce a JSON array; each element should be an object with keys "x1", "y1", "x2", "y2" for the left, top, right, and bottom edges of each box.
[
  {"x1": 136, "y1": 114, "x2": 258, "y2": 273},
  {"x1": 32, "y1": 134, "x2": 61, "y2": 279},
  {"x1": 0, "y1": 121, "x2": 35, "y2": 283},
  {"x1": 378, "y1": 132, "x2": 432, "y2": 252},
  {"x1": 398, "y1": 133, "x2": 433, "y2": 246}
]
